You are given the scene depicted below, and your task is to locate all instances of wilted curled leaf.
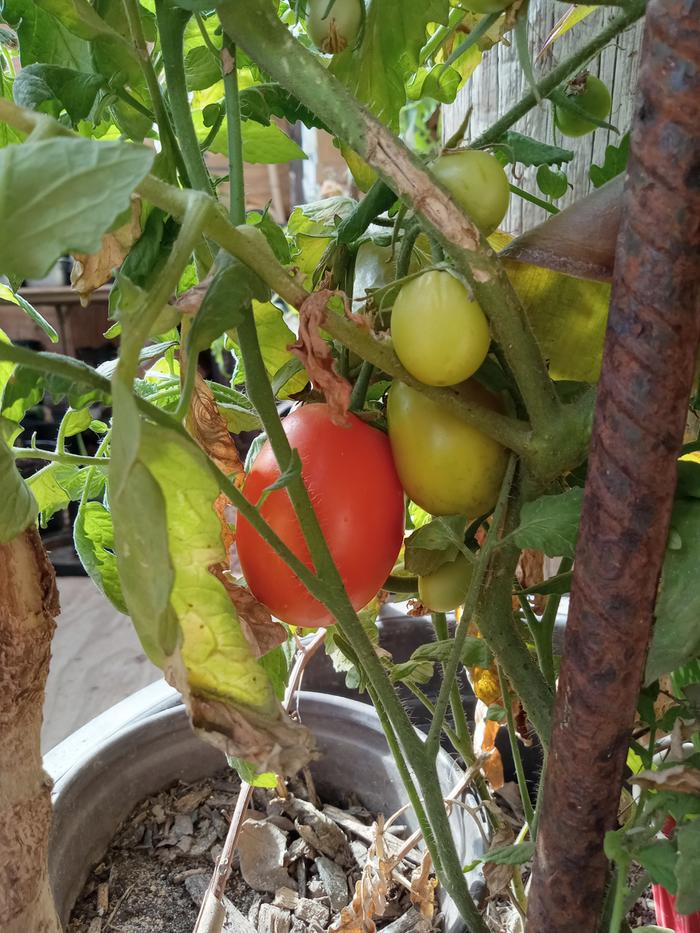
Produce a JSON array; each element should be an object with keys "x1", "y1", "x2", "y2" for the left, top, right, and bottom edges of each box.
[
  {"x1": 110, "y1": 418, "x2": 313, "y2": 775},
  {"x1": 410, "y1": 851, "x2": 437, "y2": 921},
  {"x1": 215, "y1": 571, "x2": 288, "y2": 658},
  {"x1": 631, "y1": 764, "x2": 700, "y2": 795},
  {"x1": 290, "y1": 289, "x2": 352, "y2": 424},
  {"x1": 516, "y1": 549, "x2": 546, "y2": 614},
  {"x1": 330, "y1": 816, "x2": 392, "y2": 933},
  {"x1": 71, "y1": 198, "x2": 141, "y2": 304},
  {"x1": 189, "y1": 374, "x2": 244, "y2": 479},
  {"x1": 483, "y1": 827, "x2": 516, "y2": 897}
]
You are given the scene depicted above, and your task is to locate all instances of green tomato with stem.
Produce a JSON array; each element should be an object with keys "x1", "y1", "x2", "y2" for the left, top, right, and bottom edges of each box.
[
  {"x1": 554, "y1": 73, "x2": 611, "y2": 137},
  {"x1": 307, "y1": 0, "x2": 363, "y2": 54},
  {"x1": 391, "y1": 270, "x2": 490, "y2": 387},
  {"x1": 418, "y1": 553, "x2": 473, "y2": 613},
  {"x1": 387, "y1": 380, "x2": 509, "y2": 518},
  {"x1": 431, "y1": 149, "x2": 510, "y2": 235}
]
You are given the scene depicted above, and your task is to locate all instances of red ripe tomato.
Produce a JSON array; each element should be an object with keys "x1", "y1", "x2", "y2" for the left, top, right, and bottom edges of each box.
[{"x1": 236, "y1": 404, "x2": 405, "y2": 627}]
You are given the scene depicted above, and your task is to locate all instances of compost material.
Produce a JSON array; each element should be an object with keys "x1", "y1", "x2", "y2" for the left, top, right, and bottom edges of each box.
[{"x1": 67, "y1": 768, "x2": 436, "y2": 933}]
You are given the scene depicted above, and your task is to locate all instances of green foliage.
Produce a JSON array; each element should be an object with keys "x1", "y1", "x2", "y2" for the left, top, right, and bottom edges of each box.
[
  {"x1": 510, "y1": 487, "x2": 583, "y2": 558},
  {"x1": 391, "y1": 637, "x2": 492, "y2": 686},
  {"x1": 13, "y1": 63, "x2": 103, "y2": 122},
  {"x1": 0, "y1": 283, "x2": 59, "y2": 343},
  {"x1": 331, "y1": 0, "x2": 450, "y2": 130},
  {"x1": 495, "y1": 131, "x2": 574, "y2": 168},
  {"x1": 3, "y1": 0, "x2": 92, "y2": 70},
  {"x1": 188, "y1": 258, "x2": 270, "y2": 353},
  {"x1": 647, "y1": 500, "x2": 700, "y2": 683},
  {"x1": 27, "y1": 462, "x2": 106, "y2": 526},
  {"x1": 536, "y1": 164, "x2": 569, "y2": 200},
  {"x1": 0, "y1": 137, "x2": 154, "y2": 280},
  {"x1": 74, "y1": 498, "x2": 127, "y2": 613},
  {"x1": 0, "y1": 437, "x2": 36, "y2": 542},
  {"x1": 228, "y1": 301, "x2": 309, "y2": 399},
  {"x1": 403, "y1": 515, "x2": 470, "y2": 576},
  {"x1": 589, "y1": 132, "x2": 630, "y2": 188}
]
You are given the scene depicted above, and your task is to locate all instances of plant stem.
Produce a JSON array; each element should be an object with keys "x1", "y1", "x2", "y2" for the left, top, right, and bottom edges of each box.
[
  {"x1": 364, "y1": 681, "x2": 441, "y2": 875},
  {"x1": 383, "y1": 574, "x2": 419, "y2": 595},
  {"x1": 12, "y1": 448, "x2": 110, "y2": 468},
  {"x1": 336, "y1": 181, "x2": 396, "y2": 245},
  {"x1": 349, "y1": 360, "x2": 374, "y2": 411},
  {"x1": 426, "y1": 457, "x2": 517, "y2": 757},
  {"x1": 155, "y1": 0, "x2": 213, "y2": 195},
  {"x1": 470, "y1": 0, "x2": 646, "y2": 149},
  {"x1": 222, "y1": 37, "x2": 245, "y2": 224},
  {"x1": 497, "y1": 665, "x2": 535, "y2": 829},
  {"x1": 607, "y1": 860, "x2": 629, "y2": 933},
  {"x1": 509, "y1": 183, "x2": 559, "y2": 215},
  {"x1": 432, "y1": 613, "x2": 477, "y2": 766},
  {"x1": 121, "y1": 0, "x2": 184, "y2": 183}
]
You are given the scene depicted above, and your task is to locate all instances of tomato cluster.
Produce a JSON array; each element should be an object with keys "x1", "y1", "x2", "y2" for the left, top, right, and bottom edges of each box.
[{"x1": 237, "y1": 150, "x2": 514, "y2": 625}]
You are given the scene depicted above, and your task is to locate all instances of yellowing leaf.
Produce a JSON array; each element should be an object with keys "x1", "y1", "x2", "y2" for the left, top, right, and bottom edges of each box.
[
  {"x1": 538, "y1": 6, "x2": 598, "y2": 59},
  {"x1": 504, "y1": 257, "x2": 610, "y2": 383},
  {"x1": 71, "y1": 197, "x2": 141, "y2": 303}
]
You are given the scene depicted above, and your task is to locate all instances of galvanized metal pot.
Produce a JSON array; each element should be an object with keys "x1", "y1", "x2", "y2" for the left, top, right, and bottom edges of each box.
[{"x1": 46, "y1": 686, "x2": 485, "y2": 932}]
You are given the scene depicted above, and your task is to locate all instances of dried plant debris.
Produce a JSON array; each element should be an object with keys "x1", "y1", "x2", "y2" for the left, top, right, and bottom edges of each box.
[{"x1": 68, "y1": 768, "x2": 440, "y2": 933}]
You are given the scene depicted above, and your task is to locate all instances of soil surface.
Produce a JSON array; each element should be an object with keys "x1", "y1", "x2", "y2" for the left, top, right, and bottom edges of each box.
[{"x1": 67, "y1": 768, "x2": 432, "y2": 933}]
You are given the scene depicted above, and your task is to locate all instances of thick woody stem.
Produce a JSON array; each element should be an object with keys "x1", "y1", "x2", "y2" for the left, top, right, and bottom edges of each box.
[
  {"x1": 527, "y1": 1, "x2": 700, "y2": 929},
  {"x1": 0, "y1": 529, "x2": 61, "y2": 933}
]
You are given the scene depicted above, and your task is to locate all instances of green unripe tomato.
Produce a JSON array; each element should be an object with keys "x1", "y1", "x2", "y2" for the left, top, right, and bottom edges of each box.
[
  {"x1": 462, "y1": 0, "x2": 512, "y2": 12},
  {"x1": 307, "y1": 0, "x2": 363, "y2": 54},
  {"x1": 554, "y1": 74, "x2": 611, "y2": 138},
  {"x1": 432, "y1": 149, "x2": 510, "y2": 235},
  {"x1": 387, "y1": 380, "x2": 509, "y2": 518},
  {"x1": 391, "y1": 270, "x2": 490, "y2": 387},
  {"x1": 418, "y1": 553, "x2": 473, "y2": 613}
]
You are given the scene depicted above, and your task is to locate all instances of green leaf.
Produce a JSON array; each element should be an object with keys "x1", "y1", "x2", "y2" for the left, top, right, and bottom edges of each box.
[
  {"x1": 510, "y1": 487, "x2": 583, "y2": 558},
  {"x1": 227, "y1": 757, "x2": 277, "y2": 788},
  {"x1": 209, "y1": 383, "x2": 262, "y2": 434},
  {"x1": 3, "y1": 0, "x2": 92, "y2": 70},
  {"x1": 34, "y1": 0, "x2": 131, "y2": 42},
  {"x1": 496, "y1": 132, "x2": 573, "y2": 168},
  {"x1": 330, "y1": 0, "x2": 450, "y2": 130},
  {"x1": 1, "y1": 365, "x2": 45, "y2": 432},
  {"x1": 485, "y1": 704, "x2": 506, "y2": 722},
  {"x1": 247, "y1": 208, "x2": 292, "y2": 264},
  {"x1": 636, "y1": 839, "x2": 678, "y2": 893},
  {"x1": 188, "y1": 258, "x2": 270, "y2": 354},
  {"x1": 13, "y1": 64, "x2": 103, "y2": 122},
  {"x1": 675, "y1": 820, "x2": 700, "y2": 914},
  {"x1": 406, "y1": 64, "x2": 461, "y2": 104},
  {"x1": 185, "y1": 45, "x2": 221, "y2": 91},
  {"x1": 241, "y1": 121, "x2": 306, "y2": 164},
  {"x1": 589, "y1": 133, "x2": 630, "y2": 188},
  {"x1": 240, "y1": 83, "x2": 327, "y2": 130},
  {"x1": 0, "y1": 283, "x2": 59, "y2": 343},
  {"x1": 229, "y1": 301, "x2": 308, "y2": 399},
  {"x1": 404, "y1": 515, "x2": 469, "y2": 575},
  {"x1": 484, "y1": 842, "x2": 535, "y2": 865},
  {"x1": 647, "y1": 500, "x2": 700, "y2": 682},
  {"x1": 0, "y1": 137, "x2": 154, "y2": 281},
  {"x1": 27, "y1": 461, "x2": 105, "y2": 525},
  {"x1": 0, "y1": 437, "x2": 36, "y2": 542},
  {"x1": 518, "y1": 569, "x2": 572, "y2": 597},
  {"x1": 60, "y1": 407, "x2": 93, "y2": 438},
  {"x1": 74, "y1": 499, "x2": 127, "y2": 613},
  {"x1": 536, "y1": 164, "x2": 569, "y2": 200}
]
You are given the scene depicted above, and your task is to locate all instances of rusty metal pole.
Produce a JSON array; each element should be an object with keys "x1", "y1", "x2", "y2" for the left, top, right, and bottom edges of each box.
[{"x1": 526, "y1": 1, "x2": 700, "y2": 930}]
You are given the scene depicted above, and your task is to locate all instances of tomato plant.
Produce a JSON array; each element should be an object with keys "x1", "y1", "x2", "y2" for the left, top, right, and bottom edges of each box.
[
  {"x1": 306, "y1": 0, "x2": 363, "y2": 53},
  {"x1": 554, "y1": 73, "x2": 612, "y2": 137},
  {"x1": 387, "y1": 380, "x2": 508, "y2": 517},
  {"x1": 418, "y1": 553, "x2": 473, "y2": 612},
  {"x1": 236, "y1": 404, "x2": 405, "y2": 627},
  {"x1": 391, "y1": 270, "x2": 490, "y2": 386},
  {"x1": 1, "y1": 2, "x2": 696, "y2": 933},
  {"x1": 432, "y1": 149, "x2": 510, "y2": 235}
]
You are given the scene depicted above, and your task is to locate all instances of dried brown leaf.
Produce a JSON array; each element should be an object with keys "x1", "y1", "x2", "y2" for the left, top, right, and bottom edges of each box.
[
  {"x1": 212, "y1": 569, "x2": 287, "y2": 658},
  {"x1": 330, "y1": 816, "x2": 392, "y2": 933},
  {"x1": 71, "y1": 198, "x2": 141, "y2": 304},
  {"x1": 473, "y1": 702, "x2": 504, "y2": 790},
  {"x1": 516, "y1": 549, "x2": 546, "y2": 614},
  {"x1": 189, "y1": 374, "x2": 244, "y2": 478},
  {"x1": 175, "y1": 276, "x2": 212, "y2": 314},
  {"x1": 289, "y1": 289, "x2": 352, "y2": 425},
  {"x1": 483, "y1": 828, "x2": 516, "y2": 897},
  {"x1": 410, "y1": 851, "x2": 436, "y2": 921},
  {"x1": 631, "y1": 764, "x2": 700, "y2": 795}
]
